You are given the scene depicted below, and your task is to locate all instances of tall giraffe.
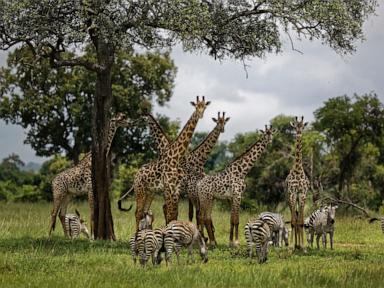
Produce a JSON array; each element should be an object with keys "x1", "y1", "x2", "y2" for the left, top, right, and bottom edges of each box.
[
  {"x1": 143, "y1": 113, "x2": 171, "y2": 157},
  {"x1": 286, "y1": 116, "x2": 310, "y2": 250},
  {"x1": 49, "y1": 113, "x2": 132, "y2": 237},
  {"x1": 132, "y1": 96, "x2": 210, "y2": 229},
  {"x1": 179, "y1": 112, "x2": 230, "y2": 223},
  {"x1": 196, "y1": 125, "x2": 276, "y2": 247}
]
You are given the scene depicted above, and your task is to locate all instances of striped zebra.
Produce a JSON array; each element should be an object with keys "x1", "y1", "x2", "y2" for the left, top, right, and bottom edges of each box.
[
  {"x1": 64, "y1": 210, "x2": 90, "y2": 239},
  {"x1": 129, "y1": 211, "x2": 162, "y2": 266},
  {"x1": 304, "y1": 204, "x2": 338, "y2": 249},
  {"x1": 164, "y1": 220, "x2": 208, "y2": 265},
  {"x1": 258, "y1": 212, "x2": 289, "y2": 247},
  {"x1": 244, "y1": 219, "x2": 271, "y2": 263},
  {"x1": 369, "y1": 217, "x2": 384, "y2": 234}
]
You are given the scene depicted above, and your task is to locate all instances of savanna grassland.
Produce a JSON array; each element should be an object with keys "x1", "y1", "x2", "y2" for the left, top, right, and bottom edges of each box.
[{"x1": 0, "y1": 199, "x2": 383, "y2": 288}]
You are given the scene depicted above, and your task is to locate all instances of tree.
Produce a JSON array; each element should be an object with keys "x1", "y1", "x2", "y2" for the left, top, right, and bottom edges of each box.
[
  {"x1": 314, "y1": 93, "x2": 384, "y2": 194},
  {"x1": 0, "y1": 0, "x2": 377, "y2": 239},
  {"x1": 0, "y1": 46, "x2": 176, "y2": 164}
]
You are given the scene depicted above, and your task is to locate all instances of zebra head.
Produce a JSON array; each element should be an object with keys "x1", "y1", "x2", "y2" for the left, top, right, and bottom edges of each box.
[
  {"x1": 75, "y1": 209, "x2": 90, "y2": 238},
  {"x1": 327, "y1": 204, "x2": 338, "y2": 225},
  {"x1": 138, "y1": 210, "x2": 154, "y2": 230}
]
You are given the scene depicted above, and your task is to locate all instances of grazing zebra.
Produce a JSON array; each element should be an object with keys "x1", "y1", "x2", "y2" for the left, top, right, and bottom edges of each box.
[
  {"x1": 129, "y1": 211, "x2": 161, "y2": 266},
  {"x1": 164, "y1": 220, "x2": 208, "y2": 265},
  {"x1": 369, "y1": 217, "x2": 384, "y2": 234},
  {"x1": 244, "y1": 219, "x2": 272, "y2": 263},
  {"x1": 64, "y1": 210, "x2": 90, "y2": 239},
  {"x1": 304, "y1": 204, "x2": 338, "y2": 249},
  {"x1": 258, "y1": 212, "x2": 289, "y2": 247}
]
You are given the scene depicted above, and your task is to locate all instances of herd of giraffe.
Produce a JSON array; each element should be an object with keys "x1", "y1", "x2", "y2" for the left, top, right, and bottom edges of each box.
[{"x1": 48, "y1": 96, "x2": 310, "y2": 252}]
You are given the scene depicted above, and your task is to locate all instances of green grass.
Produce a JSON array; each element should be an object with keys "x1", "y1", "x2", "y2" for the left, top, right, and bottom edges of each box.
[{"x1": 1, "y1": 200, "x2": 384, "y2": 288}]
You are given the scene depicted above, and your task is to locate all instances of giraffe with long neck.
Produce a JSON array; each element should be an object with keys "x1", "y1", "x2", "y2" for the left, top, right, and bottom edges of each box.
[
  {"x1": 143, "y1": 113, "x2": 171, "y2": 158},
  {"x1": 49, "y1": 113, "x2": 132, "y2": 237},
  {"x1": 179, "y1": 112, "x2": 230, "y2": 223},
  {"x1": 132, "y1": 96, "x2": 210, "y2": 229},
  {"x1": 196, "y1": 125, "x2": 276, "y2": 247},
  {"x1": 286, "y1": 116, "x2": 310, "y2": 250}
]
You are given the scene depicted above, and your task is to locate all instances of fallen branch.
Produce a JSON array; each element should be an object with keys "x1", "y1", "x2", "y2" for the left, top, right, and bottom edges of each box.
[{"x1": 322, "y1": 195, "x2": 371, "y2": 218}]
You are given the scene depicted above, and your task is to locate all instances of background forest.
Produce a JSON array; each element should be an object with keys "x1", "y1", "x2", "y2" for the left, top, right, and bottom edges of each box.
[{"x1": 1, "y1": 46, "x2": 383, "y2": 213}]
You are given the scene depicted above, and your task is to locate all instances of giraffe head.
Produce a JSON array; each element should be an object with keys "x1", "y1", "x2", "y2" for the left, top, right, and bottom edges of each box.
[
  {"x1": 290, "y1": 116, "x2": 308, "y2": 135},
  {"x1": 190, "y1": 96, "x2": 211, "y2": 118},
  {"x1": 260, "y1": 125, "x2": 277, "y2": 143},
  {"x1": 111, "y1": 112, "x2": 132, "y2": 128},
  {"x1": 212, "y1": 111, "x2": 230, "y2": 132}
]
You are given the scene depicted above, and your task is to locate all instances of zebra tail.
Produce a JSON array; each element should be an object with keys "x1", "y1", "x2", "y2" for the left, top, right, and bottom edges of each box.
[
  {"x1": 369, "y1": 218, "x2": 379, "y2": 223},
  {"x1": 118, "y1": 187, "x2": 134, "y2": 212}
]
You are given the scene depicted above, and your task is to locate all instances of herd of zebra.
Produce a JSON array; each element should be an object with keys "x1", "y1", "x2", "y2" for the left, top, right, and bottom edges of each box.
[{"x1": 59, "y1": 202, "x2": 384, "y2": 266}]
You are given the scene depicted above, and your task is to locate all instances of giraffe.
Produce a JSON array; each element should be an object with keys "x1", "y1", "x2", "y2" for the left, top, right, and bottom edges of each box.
[
  {"x1": 179, "y1": 112, "x2": 230, "y2": 223},
  {"x1": 132, "y1": 96, "x2": 210, "y2": 229},
  {"x1": 285, "y1": 116, "x2": 310, "y2": 250},
  {"x1": 196, "y1": 125, "x2": 276, "y2": 247},
  {"x1": 49, "y1": 113, "x2": 132, "y2": 237},
  {"x1": 143, "y1": 113, "x2": 171, "y2": 158}
]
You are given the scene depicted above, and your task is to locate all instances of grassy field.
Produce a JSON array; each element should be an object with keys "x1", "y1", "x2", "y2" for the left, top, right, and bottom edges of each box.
[{"x1": 0, "y1": 199, "x2": 384, "y2": 288}]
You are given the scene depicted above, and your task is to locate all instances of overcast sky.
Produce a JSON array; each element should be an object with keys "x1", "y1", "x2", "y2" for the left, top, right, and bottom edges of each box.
[{"x1": 1, "y1": 3, "x2": 384, "y2": 164}]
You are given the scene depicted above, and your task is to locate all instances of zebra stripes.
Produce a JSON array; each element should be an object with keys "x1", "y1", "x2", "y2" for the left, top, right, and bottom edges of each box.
[
  {"x1": 64, "y1": 210, "x2": 90, "y2": 239},
  {"x1": 304, "y1": 205, "x2": 338, "y2": 249},
  {"x1": 369, "y1": 217, "x2": 384, "y2": 234},
  {"x1": 244, "y1": 219, "x2": 271, "y2": 263},
  {"x1": 164, "y1": 220, "x2": 208, "y2": 265},
  {"x1": 258, "y1": 212, "x2": 289, "y2": 247}
]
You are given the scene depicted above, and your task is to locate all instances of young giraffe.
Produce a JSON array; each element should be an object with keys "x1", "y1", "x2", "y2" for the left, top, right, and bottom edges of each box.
[
  {"x1": 179, "y1": 112, "x2": 230, "y2": 223},
  {"x1": 49, "y1": 113, "x2": 132, "y2": 237},
  {"x1": 285, "y1": 116, "x2": 310, "y2": 250},
  {"x1": 132, "y1": 96, "x2": 210, "y2": 229},
  {"x1": 196, "y1": 125, "x2": 276, "y2": 247}
]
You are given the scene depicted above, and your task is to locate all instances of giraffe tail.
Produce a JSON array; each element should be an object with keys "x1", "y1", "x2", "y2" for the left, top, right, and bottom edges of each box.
[
  {"x1": 117, "y1": 187, "x2": 134, "y2": 212},
  {"x1": 369, "y1": 218, "x2": 379, "y2": 223}
]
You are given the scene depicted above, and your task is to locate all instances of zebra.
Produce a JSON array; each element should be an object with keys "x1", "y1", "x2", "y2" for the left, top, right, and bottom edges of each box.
[
  {"x1": 164, "y1": 220, "x2": 208, "y2": 265},
  {"x1": 304, "y1": 204, "x2": 338, "y2": 249},
  {"x1": 244, "y1": 218, "x2": 272, "y2": 263},
  {"x1": 129, "y1": 211, "x2": 161, "y2": 266},
  {"x1": 258, "y1": 212, "x2": 289, "y2": 247},
  {"x1": 64, "y1": 210, "x2": 90, "y2": 239},
  {"x1": 369, "y1": 217, "x2": 384, "y2": 234}
]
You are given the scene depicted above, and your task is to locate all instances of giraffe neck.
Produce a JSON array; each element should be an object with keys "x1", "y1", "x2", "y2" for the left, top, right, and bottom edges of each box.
[
  {"x1": 169, "y1": 110, "x2": 200, "y2": 162},
  {"x1": 293, "y1": 131, "x2": 304, "y2": 172},
  {"x1": 226, "y1": 136, "x2": 269, "y2": 177},
  {"x1": 146, "y1": 114, "x2": 171, "y2": 157},
  {"x1": 187, "y1": 123, "x2": 222, "y2": 167},
  {"x1": 106, "y1": 120, "x2": 118, "y2": 156}
]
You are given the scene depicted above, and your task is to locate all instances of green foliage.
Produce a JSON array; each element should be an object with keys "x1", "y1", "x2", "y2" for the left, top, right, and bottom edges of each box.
[{"x1": 0, "y1": 46, "x2": 177, "y2": 164}]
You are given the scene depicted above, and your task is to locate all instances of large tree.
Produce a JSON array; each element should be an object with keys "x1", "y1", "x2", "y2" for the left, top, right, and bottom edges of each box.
[
  {"x1": 0, "y1": 46, "x2": 176, "y2": 164},
  {"x1": 0, "y1": 0, "x2": 377, "y2": 239},
  {"x1": 314, "y1": 93, "x2": 384, "y2": 194}
]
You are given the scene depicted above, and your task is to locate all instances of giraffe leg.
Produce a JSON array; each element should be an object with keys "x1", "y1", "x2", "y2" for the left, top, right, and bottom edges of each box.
[
  {"x1": 135, "y1": 187, "x2": 146, "y2": 231},
  {"x1": 298, "y1": 191, "x2": 306, "y2": 249},
  {"x1": 59, "y1": 194, "x2": 72, "y2": 237},
  {"x1": 229, "y1": 195, "x2": 241, "y2": 247},
  {"x1": 188, "y1": 198, "x2": 194, "y2": 222},
  {"x1": 288, "y1": 190, "x2": 297, "y2": 248},
  {"x1": 205, "y1": 204, "x2": 216, "y2": 248},
  {"x1": 49, "y1": 184, "x2": 66, "y2": 238}
]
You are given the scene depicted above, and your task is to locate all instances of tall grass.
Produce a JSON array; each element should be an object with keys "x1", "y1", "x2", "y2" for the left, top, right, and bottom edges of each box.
[{"x1": 0, "y1": 200, "x2": 383, "y2": 288}]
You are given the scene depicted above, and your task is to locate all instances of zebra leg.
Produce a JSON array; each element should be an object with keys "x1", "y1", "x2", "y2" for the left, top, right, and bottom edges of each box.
[
  {"x1": 187, "y1": 243, "x2": 194, "y2": 264},
  {"x1": 316, "y1": 233, "x2": 321, "y2": 249},
  {"x1": 323, "y1": 232, "x2": 327, "y2": 249},
  {"x1": 330, "y1": 231, "x2": 334, "y2": 250}
]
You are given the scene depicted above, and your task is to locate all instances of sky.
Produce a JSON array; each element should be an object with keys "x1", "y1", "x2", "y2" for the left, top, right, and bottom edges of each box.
[{"x1": 1, "y1": 3, "x2": 384, "y2": 164}]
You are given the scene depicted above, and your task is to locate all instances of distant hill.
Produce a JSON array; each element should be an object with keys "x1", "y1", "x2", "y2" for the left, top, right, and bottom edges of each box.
[{"x1": 20, "y1": 162, "x2": 41, "y2": 172}]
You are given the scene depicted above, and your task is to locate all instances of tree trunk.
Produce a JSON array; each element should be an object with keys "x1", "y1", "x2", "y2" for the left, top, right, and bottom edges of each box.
[{"x1": 91, "y1": 42, "x2": 115, "y2": 240}]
